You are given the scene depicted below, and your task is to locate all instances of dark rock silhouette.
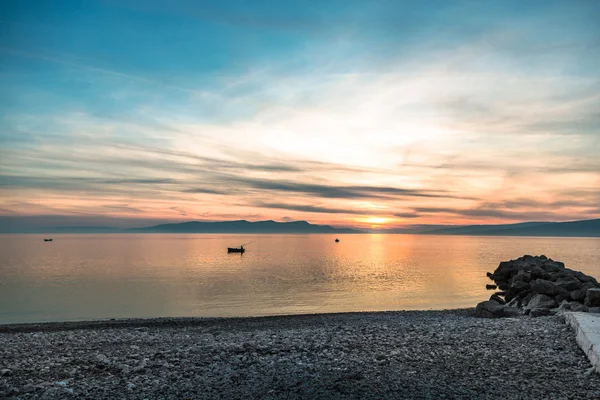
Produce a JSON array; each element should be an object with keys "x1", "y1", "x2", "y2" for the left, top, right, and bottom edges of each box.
[{"x1": 476, "y1": 255, "x2": 600, "y2": 318}]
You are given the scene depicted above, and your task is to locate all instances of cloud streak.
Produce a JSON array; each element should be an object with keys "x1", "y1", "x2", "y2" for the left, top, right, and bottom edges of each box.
[{"x1": 1, "y1": 1, "x2": 599, "y2": 228}]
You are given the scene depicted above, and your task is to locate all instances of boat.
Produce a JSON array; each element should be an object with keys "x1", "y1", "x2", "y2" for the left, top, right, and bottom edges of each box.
[
  {"x1": 227, "y1": 246, "x2": 245, "y2": 253},
  {"x1": 44, "y1": 238, "x2": 53, "y2": 242}
]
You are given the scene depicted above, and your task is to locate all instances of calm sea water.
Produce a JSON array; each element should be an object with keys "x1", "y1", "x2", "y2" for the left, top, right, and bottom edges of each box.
[{"x1": 0, "y1": 234, "x2": 599, "y2": 323}]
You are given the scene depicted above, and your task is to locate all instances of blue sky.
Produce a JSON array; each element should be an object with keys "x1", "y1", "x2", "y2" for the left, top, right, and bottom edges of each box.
[{"x1": 1, "y1": 0, "x2": 599, "y2": 228}]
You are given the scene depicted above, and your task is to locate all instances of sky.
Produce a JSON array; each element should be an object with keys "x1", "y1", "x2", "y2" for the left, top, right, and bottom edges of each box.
[{"x1": 1, "y1": 0, "x2": 599, "y2": 229}]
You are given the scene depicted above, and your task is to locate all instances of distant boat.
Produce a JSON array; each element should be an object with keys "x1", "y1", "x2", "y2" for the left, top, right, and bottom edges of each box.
[
  {"x1": 44, "y1": 238, "x2": 53, "y2": 242},
  {"x1": 227, "y1": 246, "x2": 245, "y2": 253},
  {"x1": 335, "y1": 238, "x2": 340, "y2": 242}
]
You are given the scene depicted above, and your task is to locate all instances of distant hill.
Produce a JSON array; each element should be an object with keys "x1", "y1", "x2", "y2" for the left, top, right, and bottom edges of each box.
[
  {"x1": 131, "y1": 220, "x2": 361, "y2": 234},
  {"x1": 50, "y1": 226, "x2": 123, "y2": 233},
  {"x1": 421, "y1": 219, "x2": 600, "y2": 237}
]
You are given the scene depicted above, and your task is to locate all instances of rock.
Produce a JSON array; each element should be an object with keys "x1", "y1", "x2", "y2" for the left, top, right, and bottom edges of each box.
[
  {"x1": 502, "y1": 307, "x2": 522, "y2": 317},
  {"x1": 570, "y1": 289, "x2": 587, "y2": 302},
  {"x1": 531, "y1": 279, "x2": 569, "y2": 297},
  {"x1": 559, "y1": 300, "x2": 572, "y2": 310},
  {"x1": 476, "y1": 300, "x2": 505, "y2": 318},
  {"x1": 526, "y1": 294, "x2": 558, "y2": 310},
  {"x1": 555, "y1": 277, "x2": 582, "y2": 291},
  {"x1": 513, "y1": 270, "x2": 532, "y2": 283},
  {"x1": 486, "y1": 284, "x2": 497, "y2": 290},
  {"x1": 530, "y1": 266, "x2": 544, "y2": 280},
  {"x1": 520, "y1": 291, "x2": 536, "y2": 306},
  {"x1": 504, "y1": 290, "x2": 516, "y2": 303},
  {"x1": 571, "y1": 303, "x2": 588, "y2": 312},
  {"x1": 0, "y1": 369, "x2": 11, "y2": 376},
  {"x1": 498, "y1": 282, "x2": 510, "y2": 291},
  {"x1": 574, "y1": 271, "x2": 598, "y2": 285},
  {"x1": 490, "y1": 294, "x2": 505, "y2": 304},
  {"x1": 588, "y1": 307, "x2": 600, "y2": 313},
  {"x1": 530, "y1": 308, "x2": 553, "y2": 317},
  {"x1": 555, "y1": 294, "x2": 568, "y2": 304},
  {"x1": 95, "y1": 353, "x2": 110, "y2": 364},
  {"x1": 22, "y1": 384, "x2": 37, "y2": 393},
  {"x1": 55, "y1": 381, "x2": 69, "y2": 387},
  {"x1": 584, "y1": 288, "x2": 600, "y2": 307},
  {"x1": 544, "y1": 260, "x2": 565, "y2": 269},
  {"x1": 126, "y1": 382, "x2": 137, "y2": 390},
  {"x1": 486, "y1": 272, "x2": 493, "y2": 279},
  {"x1": 506, "y1": 298, "x2": 521, "y2": 308},
  {"x1": 510, "y1": 280, "x2": 530, "y2": 293}
]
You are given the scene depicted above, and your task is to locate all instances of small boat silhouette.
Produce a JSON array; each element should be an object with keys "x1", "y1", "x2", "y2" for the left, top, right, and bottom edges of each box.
[
  {"x1": 44, "y1": 238, "x2": 53, "y2": 242},
  {"x1": 227, "y1": 246, "x2": 245, "y2": 253}
]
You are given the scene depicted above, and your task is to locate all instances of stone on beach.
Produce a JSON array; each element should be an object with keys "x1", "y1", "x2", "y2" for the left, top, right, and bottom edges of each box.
[{"x1": 2, "y1": 310, "x2": 599, "y2": 399}]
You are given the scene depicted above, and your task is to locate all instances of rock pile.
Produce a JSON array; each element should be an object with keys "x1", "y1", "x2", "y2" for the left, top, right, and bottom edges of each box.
[{"x1": 476, "y1": 255, "x2": 600, "y2": 318}]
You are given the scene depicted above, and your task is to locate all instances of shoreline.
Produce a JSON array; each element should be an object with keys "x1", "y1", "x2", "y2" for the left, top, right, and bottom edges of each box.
[
  {"x1": 2, "y1": 308, "x2": 600, "y2": 399},
  {"x1": 0, "y1": 308, "x2": 475, "y2": 333}
]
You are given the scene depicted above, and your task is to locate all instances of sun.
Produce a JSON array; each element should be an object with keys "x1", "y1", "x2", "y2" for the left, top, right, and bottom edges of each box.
[{"x1": 365, "y1": 217, "x2": 388, "y2": 225}]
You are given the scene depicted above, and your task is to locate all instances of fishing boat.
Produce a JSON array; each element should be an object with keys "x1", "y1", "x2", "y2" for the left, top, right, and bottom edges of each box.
[
  {"x1": 44, "y1": 238, "x2": 53, "y2": 242},
  {"x1": 227, "y1": 246, "x2": 245, "y2": 253}
]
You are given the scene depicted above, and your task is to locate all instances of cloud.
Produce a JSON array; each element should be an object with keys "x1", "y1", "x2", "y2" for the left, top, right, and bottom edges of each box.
[
  {"x1": 1, "y1": 1, "x2": 599, "y2": 226},
  {"x1": 252, "y1": 201, "x2": 379, "y2": 215},
  {"x1": 393, "y1": 212, "x2": 420, "y2": 219}
]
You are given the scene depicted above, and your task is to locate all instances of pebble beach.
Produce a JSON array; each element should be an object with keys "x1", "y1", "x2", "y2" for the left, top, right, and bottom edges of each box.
[{"x1": 1, "y1": 309, "x2": 599, "y2": 399}]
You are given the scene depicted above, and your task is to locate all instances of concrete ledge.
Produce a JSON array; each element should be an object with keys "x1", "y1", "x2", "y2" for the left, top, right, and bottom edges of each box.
[{"x1": 565, "y1": 312, "x2": 600, "y2": 373}]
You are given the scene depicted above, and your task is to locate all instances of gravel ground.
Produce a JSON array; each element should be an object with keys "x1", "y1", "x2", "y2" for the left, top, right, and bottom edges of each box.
[{"x1": 1, "y1": 309, "x2": 599, "y2": 399}]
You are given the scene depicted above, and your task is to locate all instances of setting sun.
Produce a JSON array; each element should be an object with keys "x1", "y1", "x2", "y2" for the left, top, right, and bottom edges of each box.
[{"x1": 365, "y1": 217, "x2": 388, "y2": 225}]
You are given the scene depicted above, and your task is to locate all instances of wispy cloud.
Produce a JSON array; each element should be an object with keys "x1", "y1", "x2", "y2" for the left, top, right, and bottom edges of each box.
[{"x1": 1, "y1": 0, "x2": 599, "y2": 228}]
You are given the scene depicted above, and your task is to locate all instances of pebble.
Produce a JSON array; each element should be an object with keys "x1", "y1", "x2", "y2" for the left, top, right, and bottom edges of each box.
[{"x1": 1, "y1": 310, "x2": 599, "y2": 399}]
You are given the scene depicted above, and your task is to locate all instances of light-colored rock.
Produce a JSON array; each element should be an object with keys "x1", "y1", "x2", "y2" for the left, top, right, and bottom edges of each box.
[{"x1": 526, "y1": 294, "x2": 558, "y2": 310}]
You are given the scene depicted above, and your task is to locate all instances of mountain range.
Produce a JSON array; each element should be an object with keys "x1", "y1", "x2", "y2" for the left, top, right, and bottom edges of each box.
[{"x1": 1, "y1": 217, "x2": 599, "y2": 237}]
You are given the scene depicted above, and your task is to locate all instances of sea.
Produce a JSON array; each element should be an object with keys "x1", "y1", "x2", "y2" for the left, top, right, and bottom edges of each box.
[{"x1": 1, "y1": 234, "x2": 599, "y2": 324}]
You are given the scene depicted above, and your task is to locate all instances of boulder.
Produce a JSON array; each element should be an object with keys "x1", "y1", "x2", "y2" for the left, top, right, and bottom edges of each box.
[
  {"x1": 530, "y1": 266, "x2": 544, "y2": 280},
  {"x1": 510, "y1": 280, "x2": 530, "y2": 293},
  {"x1": 512, "y1": 271, "x2": 531, "y2": 283},
  {"x1": 490, "y1": 294, "x2": 505, "y2": 304},
  {"x1": 506, "y1": 298, "x2": 521, "y2": 308},
  {"x1": 531, "y1": 279, "x2": 569, "y2": 297},
  {"x1": 476, "y1": 300, "x2": 505, "y2": 318},
  {"x1": 502, "y1": 307, "x2": 522, "y2": 317},
  {"x1": 584, "y1": 288, "x2": 600, "y2": 307},
  {"x1": 530, "y1": 308, "x2": 553, "y2": 317},
  {"x1": 520, "y1": 291, "x2": 536, "y2": 306},
  {"x1": 574, "y1": 271, "x2": 598, "y2": 285},
  {"x1": 526, "y1": 294, "x2": 558, "y2": 310},
  {"x1": 570, "y1": 289, "x2": 587, "y2": 302},
  {"x1": 555, "y1": 277, "x2": 582, "y2": 291},
  {"x1": 589, "y1": 307, "x2": 600, "y2": 314},
  {"x1": 571, "y1": 303, "x2": 588, "y2": 312},
  {"x1": 544, "y1": 260, "x2": 565, "y2": 269},
  {"x1": 486, "y1": 284, "x2": 497, "y2": 290},
  {"x1": 555, "y1": 294, "x2": 568, "y2": 304},
  {"x1": 559, "y1": 300, "x2": 572, "y2": 310},
  {"x1": 504, "y1": 290, "x2": 516, "y2": 303}
]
